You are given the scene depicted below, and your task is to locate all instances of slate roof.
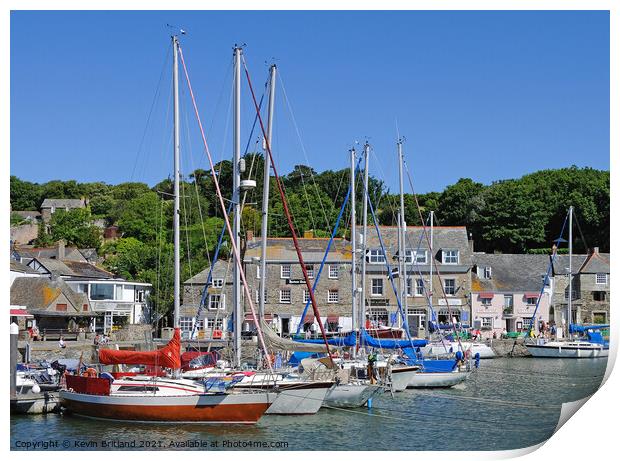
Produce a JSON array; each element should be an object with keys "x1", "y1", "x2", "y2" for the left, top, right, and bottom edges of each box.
[
  {"x1": 10, "y1": 277, "x2": 91, "y2": 315},
  {"x1": 15, "y1": 245, "x2": 87, "y2": 262},
  {"x1": 40, "y1": 198, "x2": 85, "y2": 209},
  {"x1": 12, "y1": 211, "x2": 41, "y2": 220},
  {"x1": 10, "y1": 259, "x2": 40, "y2": 274},
  {"x1": 29, "y1": 257, "x2": 115, "y2": 280},
  {"x1": 184, "y1": 260, "x2": 233, "y2": 285},
  {"x1": 471, "y1": 253, "x2": 552, "y2": 293},
  {"x1": 578, "y1": 252, "x2": 610, "y2": 274},
  {"x1": 243, "y1": 237, "x2": 352, "y2": 264}
]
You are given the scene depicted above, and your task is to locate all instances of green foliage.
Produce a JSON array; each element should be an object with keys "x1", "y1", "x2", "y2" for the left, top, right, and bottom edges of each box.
[
  {"x1": 10, "y1": 176, "x2": 42, "y2": 210},
  {"x1": 49, "y1": 208, "x2": 101, "y2": 249},
  {"x1": 115, "y1": 191, "x2": 166, "y2": 242}
]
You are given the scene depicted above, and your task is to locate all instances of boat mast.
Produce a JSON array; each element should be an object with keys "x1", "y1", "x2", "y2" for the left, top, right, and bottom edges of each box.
[
  {"x1": 172, "y1": 35, "x2": 181, "y2": 329},
  {"x1": 259, "y1": 64, "x2": 276, "y2": 321},
  {"x1": 568, "y1": 205, "x2": 573, "y2": 337},
  {"x1": 429, "y1": 210, "x2": 434, "y2": 337},
  {"x1": 232, "y1": 46, "x2": 242, "y2": 368},
  {"x1": 350, "y1": 147, "x2": 357, "y2": 340},
  {"x1": 360, "y1": 142, "x2": 370, "y2": 334},
  {"x1": 397, "y1": 139, "x2": 407, "y2": 329}
]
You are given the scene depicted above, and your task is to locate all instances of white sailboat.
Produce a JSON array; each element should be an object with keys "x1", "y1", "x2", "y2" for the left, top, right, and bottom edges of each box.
[{"x1": 525, "y1": 206, "x2": 609, "y2": 359}]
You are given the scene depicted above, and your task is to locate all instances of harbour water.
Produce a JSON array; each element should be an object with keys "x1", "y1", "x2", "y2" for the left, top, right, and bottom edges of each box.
[{"x1": 11, "y1": 357, "x2": 608, "y2": 451}]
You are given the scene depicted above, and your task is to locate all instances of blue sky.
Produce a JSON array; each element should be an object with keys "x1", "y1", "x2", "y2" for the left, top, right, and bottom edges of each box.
[{"x1": 10, "y1": 10, "x2": 609, "y2": 194}]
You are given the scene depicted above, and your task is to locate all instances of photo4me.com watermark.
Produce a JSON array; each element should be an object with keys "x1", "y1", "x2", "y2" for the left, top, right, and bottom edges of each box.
[{"x1": 13, "y1": 438, "x2": 290, "y2": 450}]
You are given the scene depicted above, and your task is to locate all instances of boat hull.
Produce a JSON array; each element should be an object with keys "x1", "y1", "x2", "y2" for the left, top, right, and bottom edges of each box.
[
  {"x1": 526, "y1": 344, "x2": 609, "y2": 359},
  {"x1": 421, "y1": 342, "x2": 495, "y2": 359},
  {"x1": 234, "y1": 382, "x2": 332, "y2": 415},
  {"x1": 390, "y1": 366, "x2": 419, "y2": 392},
  {"x1": 406, "y1": 371, "x2": 469, "y2": 388},
  {"x1": 323, "y1": 383, "x2": 382, "y2": 408},
  {"x1": 59, "y1": 390, "x2": 273, "y2": 423}
]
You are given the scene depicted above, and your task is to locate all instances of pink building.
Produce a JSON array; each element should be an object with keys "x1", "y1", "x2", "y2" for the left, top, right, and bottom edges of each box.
[{"x1": 471, "y1": 254, "x2": 553, "y2": 339}]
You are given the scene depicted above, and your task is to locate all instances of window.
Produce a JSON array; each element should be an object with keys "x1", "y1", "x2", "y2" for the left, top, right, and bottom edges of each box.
[
  {"x1": 564, "y1": 286, "x2": 577, "y2": 301},
  {"x1": 256, "y1": 265, "x2": 261, "y2": 279},
  {"x1": 180, "y1": 317, "x2": 193, "y2": 332},
  {"x1": 212, "y1": 279, "x2": 224, "y2": 288},
  {"x1": 255, "y1": 290, "x2": 267, "y2": 304},
  {"x1": 280, "y1": 264, "x2": 291, "y2": 279},
  {"x1": 90, "y1": 283, "x2": 115, "y2": 300},
  {"x1": 483, "y1": 266, "x2": 492, "y2": 279},
  {"x1": 279, "y1": 289, "x2": 291, "y2": 303},
  {"x1": 504, "y1": 295, "x2": 513, "y2": 309},
  {"x1": 596, "y1": 273, "x2": 608, "y2": 285},
  {"x1": 521, "y1": 318, "x2": 533, "y2": 329},
  {"x1": 481, "y1": 298, "x2": 492, "y2": 306},
  {"x1": 328, "y1": 265, "x2": 339, "y2": 279},
  {"x1": 406, "y1": 278, "x2": 413, "y2": 296},
  {"x1": 371, "y1": 278, "x2": 384, "y2": 296},
  {"x1": 368, "y1": 249, "x2": 386, "y2": 264},
  {"x1": 593, "y1": 291, "x2": 607, "y2": 302},
  {"x1": 525, "y1": 296, "x2": 538, "y2": 306},
  {"x1": 305, "y1": 265, "x2": 314, "y2": 279},
  {"x1": 415, "y1": 279, "x2": 424, "y2": 296},
  {"x1": 444, "y1": 279, "x2": 456, "y2": 296},
  {"x1": 207, "y1": 318, "x2": 224, "y2": 330},
  {"x1": 328, "y1": 290, "x2": 339, "y2": 303},
  {"x1": 303, "y1": 290, "x2": 310, "y2": 304},
  {"x1": 208, "y1": 294, "x2": 225, "y2": 310},
  {"x1": 405, "y1": 250, "x2": 427, "y2": 264},
  {"x1": 135, "y1": 289, "x2": 145, "y2": 302},
  {"x1": 442, "y1": 250, "x2": 459, "y2": 264},
  {"x1": 195, "y1": 319, "x2": 204, "y2": 331},
  {"x1": 56, "y1": 303, "x2": 67, "y2": 312},
  {"x1": 481, "y1": 317, "x2": 493, "y2": 328}
]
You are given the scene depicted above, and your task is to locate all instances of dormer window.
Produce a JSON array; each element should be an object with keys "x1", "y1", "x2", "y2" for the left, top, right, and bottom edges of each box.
[
  {"x1": 483, "y1": 266, "x2": 492, "y2": 279},
  {"x1": 405, "y1": 249, "x2": 427, "y2": 264},
  {"x1": 368, "y1": 249, "x2": 386, "y2": 264},
  {"x1": 442, "y1": 250, "x2": 459, "y2": 264}
]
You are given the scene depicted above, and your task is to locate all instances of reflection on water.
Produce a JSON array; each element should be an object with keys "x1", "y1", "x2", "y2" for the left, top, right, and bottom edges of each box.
[{"x1": 11, "y1": 358, "x2": 608, "y2": 451}]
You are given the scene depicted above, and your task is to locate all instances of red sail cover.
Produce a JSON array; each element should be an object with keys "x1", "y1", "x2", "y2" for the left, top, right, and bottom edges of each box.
[{"x1": 98, "y1": 328, "x2": 181, "y2": 369}]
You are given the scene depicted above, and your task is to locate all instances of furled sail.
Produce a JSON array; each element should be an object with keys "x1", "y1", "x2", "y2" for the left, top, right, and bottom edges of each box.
[
  {"x1": 360, "y1": 329, "x2": 427, "y2": 349},
  {"x1": 260, "y1": 320, "x2": 329, "y2": 353},
  {"x1": 99, "y1": 328, "x2": 181, "y2": 369},
  {"x1": 295, "y1": 331, "x2": 357, "y2": 347}
]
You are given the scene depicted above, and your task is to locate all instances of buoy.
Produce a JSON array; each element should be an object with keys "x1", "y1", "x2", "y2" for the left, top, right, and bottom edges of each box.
[
  {"x1": 367, "y1": 397, "x2": 373, "y2": 409},
  {"x1": 32, "y1": 384, "x2": 41, "y2": 394}
]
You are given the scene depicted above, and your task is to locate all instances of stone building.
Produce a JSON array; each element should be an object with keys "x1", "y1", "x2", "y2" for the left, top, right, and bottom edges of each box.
[
  {"x1": 243, "y1": 235, "x2": 353, "y2": 336},
  {"x1": 356, "y1": 225, "x2": 473, "y2": 337},
  {"x1": 471, "y1": 254, "x2": 553, "y2": 338},
  {"x1": 40, "y1": 198, "x2": 86, "y2": 222},
  {"x1": 551, "y1": 248, "x2": 610, "y2": 327}
]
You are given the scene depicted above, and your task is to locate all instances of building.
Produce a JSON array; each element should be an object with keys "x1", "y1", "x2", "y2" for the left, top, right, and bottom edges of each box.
[
  {"x1": 471, "y1": 254, "x2": 553, "y2": 338},
  {"x1": 10, "y1": 277, "x2": 96, "y2": 333},
  {"x1": 551, "y1": 248, "x2": 610, "y2": 326},
  {"x1": 13, "y1": 240, "x2": 88, "y2": 265},
  {"x1": 26, "y1": 256, "x2": 151, "y2": 333},
  {"x1": 40, "y1": 198, "x2": 86, "y2": 222},
  {"x1": 357, "y1": 225, "x2": 473, "y2": 337},
  {"x1": 180, "y1": 260, "x2": 233, "y2": 338},
  {"x1": 10, "y1": 259, "x2": 42, "y2": 286},
  {"x1": 243, "y1": 234, "x2": 353, "y2": 336}
]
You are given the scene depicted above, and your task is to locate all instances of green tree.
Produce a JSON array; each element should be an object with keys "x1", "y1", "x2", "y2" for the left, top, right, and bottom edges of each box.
[
  {"x1": 49, "y1": 208, "x2": 101, "y2": 249},
  {"x1": 10, "y1": 176, "x2": 42, "y2": 210}
]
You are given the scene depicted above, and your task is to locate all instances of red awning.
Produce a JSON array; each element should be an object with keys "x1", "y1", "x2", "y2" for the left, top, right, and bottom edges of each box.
[
  {"x1": 244, "y1": 313, "x2": 273, "y2": 322},
  {"x1": 304, "y1": 314, "x2": 315, "y2": 324},
  {"x1": 326, "y1": 315, "x2": 339, "y2": 323},
  {"x1": 10, "y1": 309, "x2": 33, "y2": 318},
  {"x1": 478, "y1": 293, "x2": 494, "y2": 299},
  {"x1": 524, "y1": 292, "x2": 540, "y2": 298}
]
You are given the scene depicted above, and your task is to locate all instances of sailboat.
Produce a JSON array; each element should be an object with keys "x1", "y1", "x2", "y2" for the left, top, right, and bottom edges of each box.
[
  {"x1": 525, "y1": 207, "x2": 609, "y2": 359},
  {"x1": 59, "y1": 36, "x2": 275, "y2": 423}
]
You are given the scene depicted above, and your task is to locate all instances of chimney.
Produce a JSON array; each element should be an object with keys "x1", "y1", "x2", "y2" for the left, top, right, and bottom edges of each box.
[
  {"x1": 57, "y1": 239, "x2": 66, "y2": 260},
  {"x1": 468, "y1": 232, "x2": 474, "y2": 253}
]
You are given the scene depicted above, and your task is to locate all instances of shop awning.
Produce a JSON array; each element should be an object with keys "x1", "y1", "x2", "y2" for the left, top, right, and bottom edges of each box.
[
  {"x1": 524, "y1": 292, "x2": 540, "y2": 298},
  {"x1": 478, "y1": 293, "x2": 494, "y2": 299},
  {"x1": 303, "y1": 314, "x2": 315, "y2": 324},
  {"x1": 326, "y1": 315, "x2": 339, "y2": 323},
  {"x1": 10, "y1": 309, "x2": 33, "y2": 318}
]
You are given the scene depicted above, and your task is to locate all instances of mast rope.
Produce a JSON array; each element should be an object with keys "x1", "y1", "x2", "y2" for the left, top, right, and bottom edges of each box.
[
  {"x1": 242, "y1": 56, "x2": 334, "y2": 363},
  {"x1": 178, "y1": 44, "x2": 273, "y2": 372}
]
